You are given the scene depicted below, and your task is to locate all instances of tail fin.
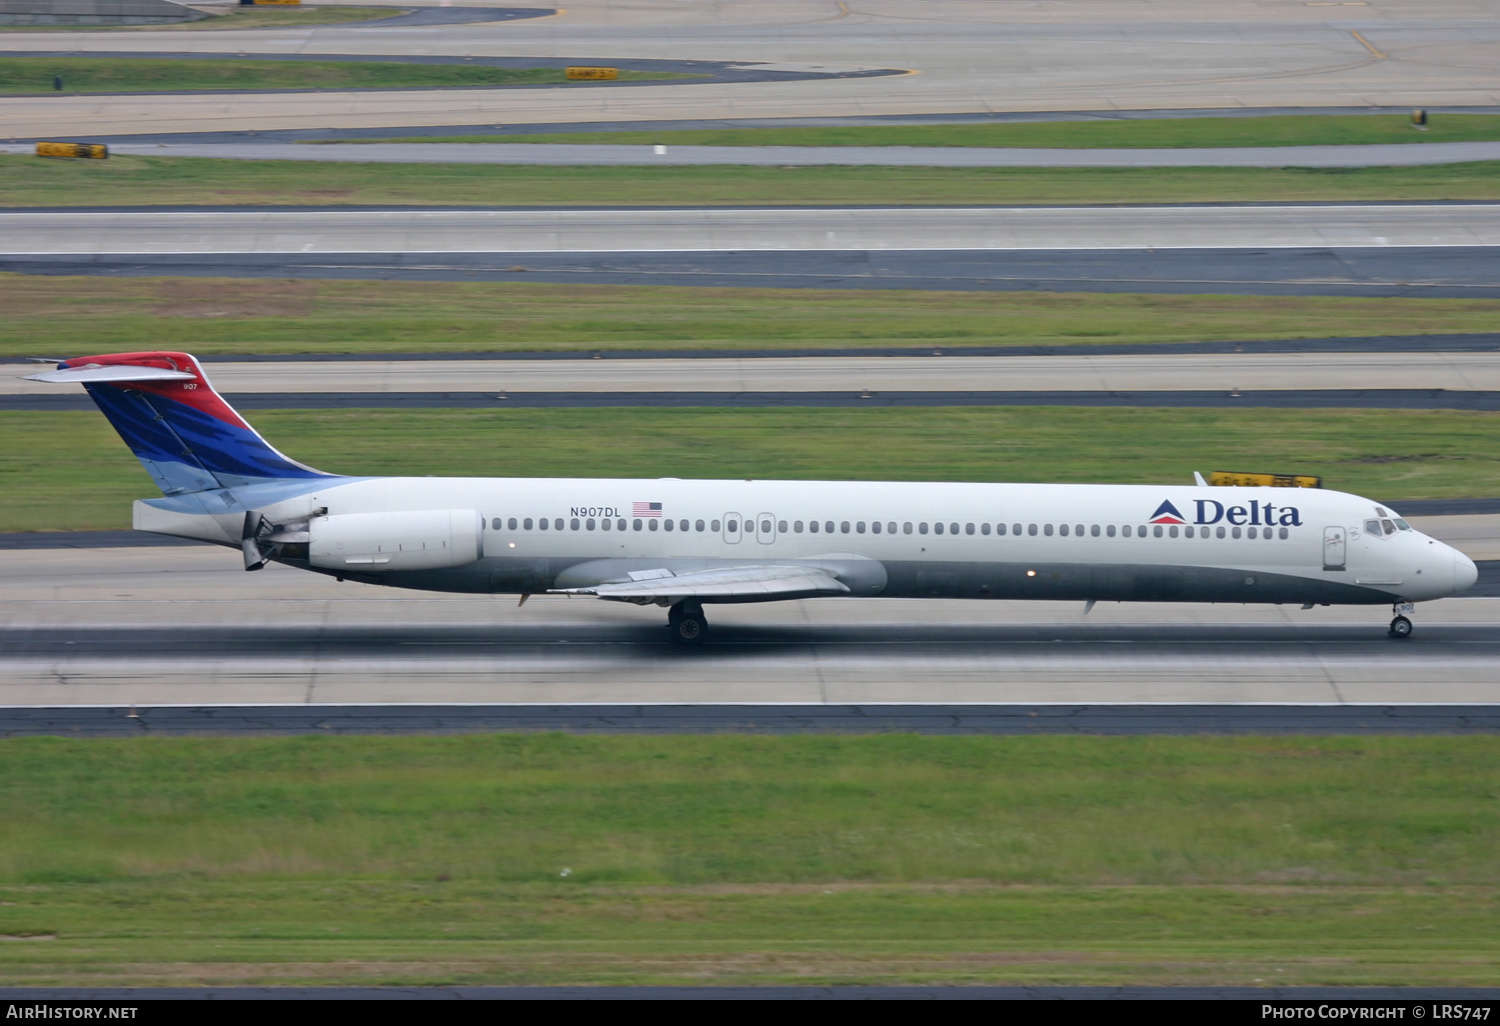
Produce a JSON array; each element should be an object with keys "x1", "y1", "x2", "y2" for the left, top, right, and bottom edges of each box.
[{"x1": 26, "y1": 351, "x2": 329, "y2": 496}]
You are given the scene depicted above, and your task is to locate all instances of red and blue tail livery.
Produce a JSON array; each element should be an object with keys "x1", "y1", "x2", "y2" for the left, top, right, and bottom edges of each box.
[{"x1": 27, "y1": 351, "x2": 328, "y2": 495}]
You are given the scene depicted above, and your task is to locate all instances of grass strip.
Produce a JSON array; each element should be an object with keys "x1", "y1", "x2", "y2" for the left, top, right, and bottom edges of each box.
[
  {"x1": 0, "y1": 734, "x2": 1496, "y2": 985},
  {"x1": 361, "y1": 114, "x2": 1500, "y2": 149},
  {"x1": 4, "y1": 407, "x2": 1496, "y2": 531},
  {"x1": 3, "y1": 155, "x2": 1498, "y2": 208},
  {"x1": 4, "y1": 276, "x2": 1499, "y2": 357},
  {"x1": 1, "y1": 59, "x2": 695, "y2": 93},
  {"x1": 0, "y1": 6, "x2": 410, "y2": 31}
]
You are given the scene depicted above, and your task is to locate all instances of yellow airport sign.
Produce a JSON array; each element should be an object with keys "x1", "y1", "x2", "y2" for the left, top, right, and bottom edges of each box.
[
  {"x1": 1209, "y1": 471, "x2": 1322, "y2": 489},
  {"x1": 565, "y1": 66, "x2": 619, "y2": 80},
  {"x1": 36, "y1": 142, "x2": 108, "y2": 159}
]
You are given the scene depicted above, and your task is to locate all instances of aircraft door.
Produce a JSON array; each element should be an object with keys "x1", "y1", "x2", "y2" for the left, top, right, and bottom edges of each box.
[
  {"x1": 756, "y1": 513, "x2": 776, "y2": 544},
  {"x1": 723, "y1": 512, "x2": 742, "y2": 544},
  {"x1": 1323, "y1": 526, "x2": 1346, "y2": 571}
]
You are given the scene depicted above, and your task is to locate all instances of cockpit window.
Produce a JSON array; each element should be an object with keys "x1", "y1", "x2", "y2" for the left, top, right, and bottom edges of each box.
[
  {"x1": 1395, "y1": 519, "x2": 1411, "y2": 531},
  {"x1": 1381, "y1": 519, "x2": 1396, "y2": 535},
  {"x1": 1364, "y1": 520, "x2": 1382, "y2": 535}
]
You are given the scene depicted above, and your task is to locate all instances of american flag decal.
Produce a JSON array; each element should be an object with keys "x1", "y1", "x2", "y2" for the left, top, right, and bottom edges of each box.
[{"x1": 632, "y1": 502, "x2": 663, "y2": 517}]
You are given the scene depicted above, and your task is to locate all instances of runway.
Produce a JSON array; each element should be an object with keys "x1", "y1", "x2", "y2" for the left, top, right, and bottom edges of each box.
[
  {"x1": 17, "y1": 390, "x2": 1500, "y2": 412},
  {"x1": 6, "y1": 703, "x2": 1500, "y2": 738},
  {"x1": 8, "y1": 247, "x2": 1498, "y2": 297},
  {"x1": 5, "y1": 207, "x2": 1497, "y2": 255},
  {"x1": 3, "y1": 546, "x2": 1498, "y2": 708},
  {"x1": 3, "y1": 0, "x2": 1498, "y2": 136},
  {"x1": 11, "y1": 352, "x2": 1500, "y2": 396},
  {"x1": 14, "y1": 139, "x2": 1499, "y2": 167}
]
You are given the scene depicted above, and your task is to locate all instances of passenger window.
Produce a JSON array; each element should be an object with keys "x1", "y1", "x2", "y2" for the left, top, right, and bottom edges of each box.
[
  {"x1": 554, "y1": 519, "x2": 564, "y2": 531},
  {"x1": 727, "y1": 520, "x2": 738, "y2": 533},
  {"x1": 1153, "y1": 525, "x2": 1163, "y2": 538},
  {"x1": 825, "y1": 522, "x2": 834, "y2": 534},
  {"x1": 570, "y1": 519, "x2": 581, "y2": 531},
  {"x1": 761, "y1": 520, "x2": 771, "y2": 533},
  {"x1": 872, "y1": 522, "x2": 881, "y2": 534},
  {"x1": 1091, "y1": 525, "x2": 1100, "y2": 537},
  {"x1": 524, "y1": 518, "x2": 534, "y2": 530},
  {"x1": 794, "y1": 521, "x2": 804, "y2": 533},
  {"x1": 778, "y1": 520, "x2": 788, "y2": 533},
  {"x1": 841, "y1": 521, "x2": 851, "y2": 534},
  {"x1": 663, "y1": 519, "x2": 673, "y2": 532},
  {"x1": 539, "y1": 518, "x2": 549, "y2": 531},
  {"x1": 1012, "y1": 524, "x2": 1021, "y2": 536},
  {"x1": 1028, "y1": 524, "x2": 1038, "y2": 536},
  {"x1": 920, "y1": 523, "x2": 929, "y2": 535},
  {"x1": 1106, "y1": 525, "x2": 1115, "y2": 537},
  {"x1": 810, "y1": 521, "x2": 819, "y2": 533},
  {"x1": 711, "y1": 520, "x2": 720, "y2": 532},
  {"x1": 1232, "y1": 526, "x2": 1241, "y2": 539},
  {"x1": 696, "y1": 520, "x2": 705, "y2": 532},
  {"x1": 633, "y1": 519, "x2": 642, "y2": 531},
  {"x1": 1247, "y1": 526, "x2": 1256, "y2": 539},
  {"x1": 965, "y1": 523, "x2": 974, "y2": 536},
  {"x1": 619, "y1": 519, "x2": 628, "y2": 531},
  {"x1": 934, "y1": 523, "x2": 944, "y2": 535},
  {"x1": 981, "y1": 523, "x2": 990, "y2": 536},
  {"x1": 1279, "y1": 527, "x2": 1289, "y2": 539},
  {"x1": 587, "y1": 518, "x2": 596, "y2": 531},
  {"x1": 950, "y1": 523, "x2": 959, "y2": 535},
  {"x1": 602, "y1": 518, "x2": 611, "y2": 531},
  {"x1": 1044, "y1": 524, "x2": 1053, "y2": 536},
  {"x1": 681, "y1": 520, "x2": 690, "y2": 532},
  {"x1": 888, "y1": 523, "x2": 896, "y2": 534},
  {"x1": 904, "y1": 522, "x2": 913, "y2": 535},
  {"x1": 1122, "y1": 525, "x2": 1131, "y2": 537},
  {"x1": 996, "y1": 524, "x2": 1006, "y2": 536},
  {"x1": 1184, "y1": 526, "x2": 1193, "y2": 538},
  {"x1": 1059, "y1": 524, "x2": 1069, "y2": 537},
  {"x1": 1169, "y1": 526, "x2": 1179, "y2": 538},
  {"x1": 856, "y1": 522, "x2": 865, "y2": 534},
  {"x1": 1216, "y1": 526, "x2": 1225, "y2": 539},
  {"x1": 649, "y1": 520, "x2": 659, "y2": 532},
  {"x1": 490, "y1": 518, "x2": 500, "y2": 530}
]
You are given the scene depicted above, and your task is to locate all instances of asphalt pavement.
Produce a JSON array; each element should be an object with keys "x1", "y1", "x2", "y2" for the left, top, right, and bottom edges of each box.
[
  {"x1": 6, "y1": 247, "x2": 1496, "y2": 297},
  {"x1": 12, "y1": 139, "x2": 1498, "y2": 167},
  {"x1": 5, "y1": 206, "x2": 1495, "y2": 254}
]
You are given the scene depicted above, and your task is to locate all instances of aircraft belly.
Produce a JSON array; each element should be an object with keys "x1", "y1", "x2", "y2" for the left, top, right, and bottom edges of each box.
[{"x1": 291, "y1": 552, "x2": 1401, "y2": 607}]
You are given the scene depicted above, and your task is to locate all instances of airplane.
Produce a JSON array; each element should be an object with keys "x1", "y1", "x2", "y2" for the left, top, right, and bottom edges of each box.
[{"x1": 26, "y1": 350, "x2": 1479, "y2": 644}]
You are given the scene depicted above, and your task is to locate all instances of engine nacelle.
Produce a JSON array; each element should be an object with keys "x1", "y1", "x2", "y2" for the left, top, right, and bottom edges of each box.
[{"x1": 308, "y1": 509, "x2": 483, "y2": 573}]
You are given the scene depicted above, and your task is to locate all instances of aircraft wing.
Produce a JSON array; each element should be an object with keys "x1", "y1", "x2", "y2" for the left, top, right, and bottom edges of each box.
[{"x1": 555, "y1": 564, "x2": 851, "y2": 602}]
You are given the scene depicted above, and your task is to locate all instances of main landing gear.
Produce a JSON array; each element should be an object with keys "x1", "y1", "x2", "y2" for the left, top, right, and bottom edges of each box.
[
  {"x1": 1388, "y1": 602, "x2": 1414, "y2": 640},
  {"x1": 668, "y1": 601, "x2": 707, "y2": 645}
]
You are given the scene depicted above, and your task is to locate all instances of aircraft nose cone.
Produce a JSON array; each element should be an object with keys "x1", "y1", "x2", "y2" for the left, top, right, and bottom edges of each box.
[{"x1": 1455, "y1": 550, "x2": 1479, "y2": 593}]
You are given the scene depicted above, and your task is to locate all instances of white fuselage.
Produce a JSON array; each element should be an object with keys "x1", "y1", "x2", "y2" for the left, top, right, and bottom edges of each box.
[{"x1": 139, "y1": 476, "x2": 1478, "y2": 607}]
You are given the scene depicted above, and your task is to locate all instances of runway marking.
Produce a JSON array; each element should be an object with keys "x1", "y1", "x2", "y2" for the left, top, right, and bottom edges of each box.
[{"x1": 1350, "y1": 30, "x2": 1388, "y2": 59}]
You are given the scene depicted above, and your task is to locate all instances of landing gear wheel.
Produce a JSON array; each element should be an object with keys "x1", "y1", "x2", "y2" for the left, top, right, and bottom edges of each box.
[
  {"x1": 1388, "y1": 615, "x2": 1413, "y2": 640},
  {"x1": 668, "y1": 602, "x2": 706, "y2": 646}
]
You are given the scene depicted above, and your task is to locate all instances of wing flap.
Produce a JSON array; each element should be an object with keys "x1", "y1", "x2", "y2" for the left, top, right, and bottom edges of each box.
[{"x1": 556, "y1": 564, "x2": 851, "y2": 601}]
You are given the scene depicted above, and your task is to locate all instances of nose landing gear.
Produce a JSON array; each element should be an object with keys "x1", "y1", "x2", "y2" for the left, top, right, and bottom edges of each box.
[
  {"x1": 1388, "y1": 601, "x2": 1414, "y2": 640},
  {"x1": 668, "y1": 600, "x2": 707, "y2": 645}
]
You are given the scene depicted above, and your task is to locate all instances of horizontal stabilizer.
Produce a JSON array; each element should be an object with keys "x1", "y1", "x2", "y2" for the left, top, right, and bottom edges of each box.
[
  {"x1": 24, "y1": 364, "x2": 196, "y2": 384},
  {"x1": 556, "y1": 564, "x2": 851, "y2": 602}
]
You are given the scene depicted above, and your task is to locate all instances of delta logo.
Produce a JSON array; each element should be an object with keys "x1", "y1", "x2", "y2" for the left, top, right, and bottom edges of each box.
[
  {"x1": 1148, "y1": 500, "x2": 1187, "y2": 525},
  {"x1": 1150, "y1": 498, "x2": 1304, "y2": 527}
]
